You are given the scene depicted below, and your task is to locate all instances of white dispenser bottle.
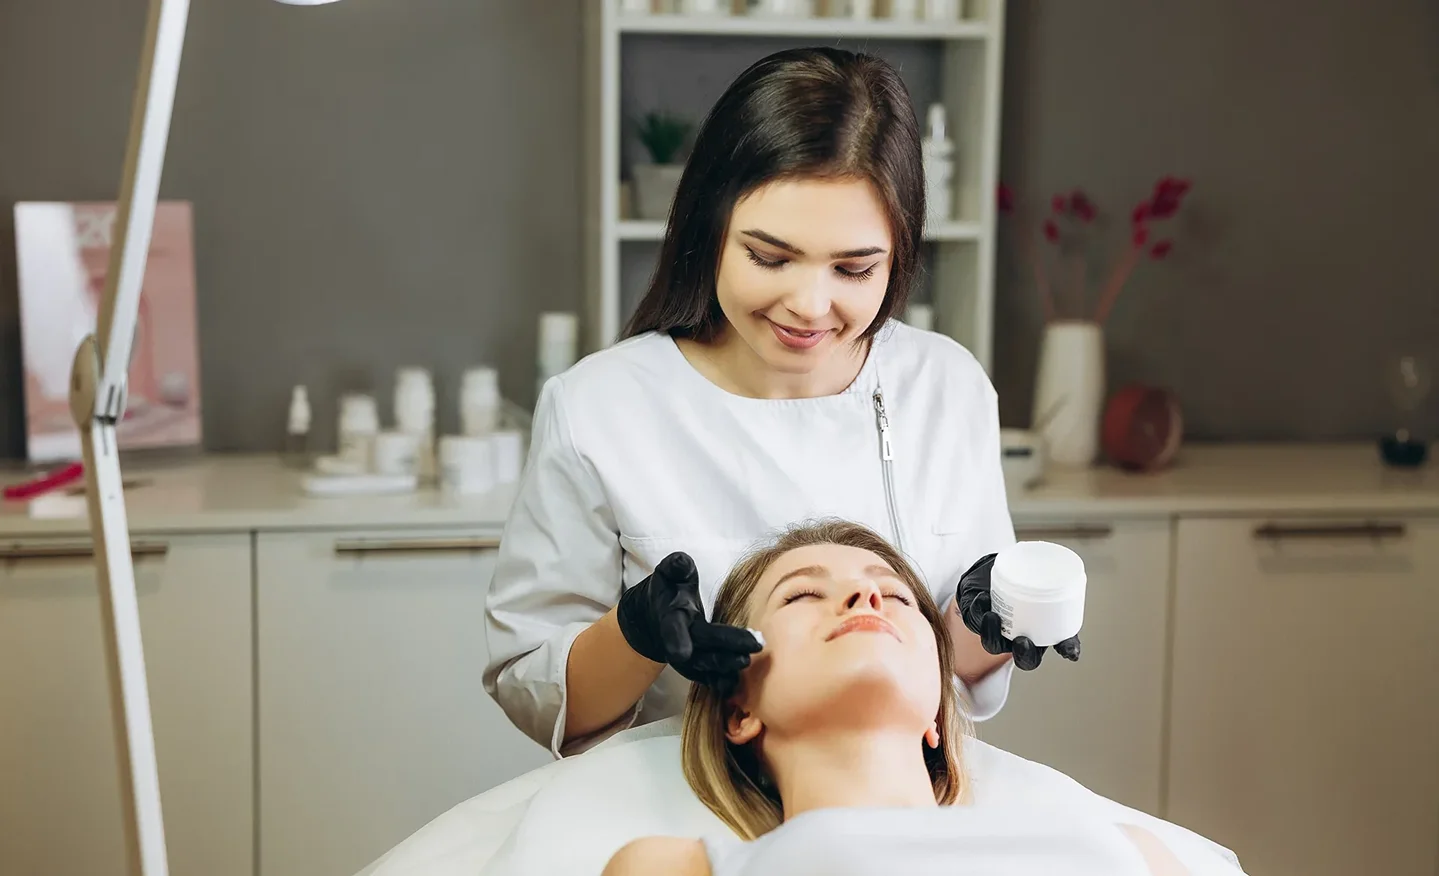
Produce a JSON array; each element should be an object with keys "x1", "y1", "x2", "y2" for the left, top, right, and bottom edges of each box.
[{"x1": 922, "y1": 103, "x2": 955, "y2": 228}]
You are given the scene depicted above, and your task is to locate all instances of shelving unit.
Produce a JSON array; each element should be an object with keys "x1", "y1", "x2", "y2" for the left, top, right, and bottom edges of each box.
[{"x1": 582, "y1": 0, "x2": 1007, "y2": 371}]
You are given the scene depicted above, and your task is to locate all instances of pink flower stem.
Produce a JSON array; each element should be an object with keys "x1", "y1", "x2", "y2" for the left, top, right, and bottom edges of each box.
[
  {"x1": 1094, "y1": 242, "x2": 1144, "y2": 325},
  {"x1": 1016, "y1": 209, "x2": 1055, "y2": 321}
]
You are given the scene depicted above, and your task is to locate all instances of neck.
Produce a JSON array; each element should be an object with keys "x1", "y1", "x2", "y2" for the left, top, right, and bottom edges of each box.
[
  {"x1": 764, "y1": 726, "x2": 937, "y2": 821},
  {"x1": 680, "y1": 329, "x2": 869, "y2": 399}
]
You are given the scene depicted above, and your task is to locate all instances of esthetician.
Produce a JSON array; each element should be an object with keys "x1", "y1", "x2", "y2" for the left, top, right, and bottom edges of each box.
[{"x1": 484, "y1": 46, "x2": 1079, "y2": 758}]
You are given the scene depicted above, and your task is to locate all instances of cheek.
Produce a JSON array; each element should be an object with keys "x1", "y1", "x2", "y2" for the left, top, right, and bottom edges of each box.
[
  {"x1": 831, "y1": 274, "x2": 890, "y2": 325},
  {"x1": 716, "y1": 247, "x2": 781, "y2": 311}
]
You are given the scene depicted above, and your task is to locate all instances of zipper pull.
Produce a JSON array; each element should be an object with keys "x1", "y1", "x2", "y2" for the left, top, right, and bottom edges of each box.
[{"x1": 873, "y1": 390, "x2": 894, "y2": 461}]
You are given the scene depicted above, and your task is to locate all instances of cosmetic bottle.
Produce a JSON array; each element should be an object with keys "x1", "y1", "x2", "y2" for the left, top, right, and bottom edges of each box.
[
  {"x1": 395, "y1": 367, "x2": 437, "y2": 482},
  {"x1": 989, "y1": 541, "x2": 1087, "y2": 648},
  {"x1": 888, "y1": 0, "x2": 920, "y2": 19},
  {"x1": 922, "y1": 103, "x2": 955, "y2": 227},
  {"x1": 461, "y1": 367, "x2": 502, "y2": 437},
  {"x1": 284, "y1": 385, "x2": 312, "y2": 469},
  {"x1": 536, "y1": 313, "x2": 579, "y2": 400},
  {"x1": 922, "y1": 0, "x2": 960, "y2": 21},
  {"x1": 337, "y1": 394, "x2": 379, "y2": 470}
]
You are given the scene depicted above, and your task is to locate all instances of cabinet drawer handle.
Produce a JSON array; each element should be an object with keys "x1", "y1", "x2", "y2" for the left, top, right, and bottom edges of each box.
[
  {"x1": 1015, "y1": 525, "x2": 1114, "y2": 541},
  {"x1": 333, "y1": 536, "x2": 502, "y2": 556},
  {"x1": 0, "y1": 541, "x2": 169, "y2": 562},
  {"x1": 1251, "y1": 521, "x2": 1407, "y2": 541}
]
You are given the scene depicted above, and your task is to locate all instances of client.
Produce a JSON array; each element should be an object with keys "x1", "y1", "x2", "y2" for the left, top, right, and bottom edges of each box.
[{"x1": 601, "y1": 519, "x2": 1243, "y2": 876}]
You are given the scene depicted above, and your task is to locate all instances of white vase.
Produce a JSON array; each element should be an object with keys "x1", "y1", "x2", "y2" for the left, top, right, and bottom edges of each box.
[
  {"x1": 632, "y1": 163, "x2": 685, "y2": 221},
  {"x1": 1031, "y1": 320, "x2": 1106, "y2": 468}
]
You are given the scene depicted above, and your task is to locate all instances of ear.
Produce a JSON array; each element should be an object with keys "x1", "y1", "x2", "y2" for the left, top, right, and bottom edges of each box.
[
  {"x1": 924, "y1": 720, "x2": 940, "y2": 749},
  {"x1": 726, "y1": 702, "x2": 763, "y2": 746}
]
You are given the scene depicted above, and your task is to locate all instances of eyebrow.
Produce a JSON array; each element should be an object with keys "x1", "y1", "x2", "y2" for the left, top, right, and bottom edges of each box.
[{"x1": 740, "y1": 228, "x2": 888, "y2": 260}]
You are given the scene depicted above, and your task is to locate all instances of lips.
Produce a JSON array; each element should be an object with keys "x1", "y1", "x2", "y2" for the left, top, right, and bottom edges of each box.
[
  {"x1": 768, "y1": 319, "x2": 831, "y2": 350},
  {"x1": 826, "y1": 613, "x2": 900, "y2": 642}
]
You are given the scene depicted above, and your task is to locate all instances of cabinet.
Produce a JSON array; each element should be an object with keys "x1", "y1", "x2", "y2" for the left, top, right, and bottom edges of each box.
[
  {"x1": 0, "y1": 534, "x2": 253, "y2": 876},
  {"x1": 1167, "y1": 516, "x2": 1439, "y2": 876},
  {"x1": 257, "y1": 529, "x2": 553, "y2": 876},
  {"x1": 977, "y1": 517, "x2": 1172, "y2": 815}
]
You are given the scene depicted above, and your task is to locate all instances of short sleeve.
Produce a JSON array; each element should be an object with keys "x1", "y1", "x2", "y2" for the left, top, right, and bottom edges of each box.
[{"x1": 483, "y1": 375, "x2": 637, "y2": 757}]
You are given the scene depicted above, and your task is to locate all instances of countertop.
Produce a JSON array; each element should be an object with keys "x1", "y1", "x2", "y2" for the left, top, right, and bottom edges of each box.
[{"x1": 2, "y1": 443, "x2": 1437, "y2": 539}]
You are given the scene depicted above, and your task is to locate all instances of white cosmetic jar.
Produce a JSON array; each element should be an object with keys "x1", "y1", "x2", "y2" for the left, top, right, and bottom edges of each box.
[{"x1": 988, "y1": 540, "x2": 1086, "y2": 647}]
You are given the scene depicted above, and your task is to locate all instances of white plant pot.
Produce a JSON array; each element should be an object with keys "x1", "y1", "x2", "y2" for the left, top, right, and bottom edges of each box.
[
  {"x1": 1031, "y1": 320, "x2": 1106, "y2": 468},
  {"x1": 632, "y1": 163, "x2": 685, "y2": 221}
]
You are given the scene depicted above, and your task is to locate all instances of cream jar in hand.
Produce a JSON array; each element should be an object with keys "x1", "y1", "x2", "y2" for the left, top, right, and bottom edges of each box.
[{"x1": 989, "y1": 541, "x2": 1086, "y2": 647}]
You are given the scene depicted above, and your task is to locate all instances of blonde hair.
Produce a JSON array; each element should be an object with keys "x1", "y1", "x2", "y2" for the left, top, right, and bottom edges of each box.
[{"x1": 680, "y1": 519, "x2": 971, "y2": 840}]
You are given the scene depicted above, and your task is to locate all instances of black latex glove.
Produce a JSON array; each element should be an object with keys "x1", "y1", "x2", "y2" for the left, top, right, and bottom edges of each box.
[
  {"x1": 956, "y1": 552, "x2": 1081, "y2": 671},
  {"x1": 616, "y1": 551, "x2": 764, "y2": 697}
]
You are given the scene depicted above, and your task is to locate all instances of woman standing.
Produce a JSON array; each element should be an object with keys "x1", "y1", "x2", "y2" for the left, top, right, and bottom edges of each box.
[{"x1": 484, "y1": 46, "x2": 1077, "y2": 758}]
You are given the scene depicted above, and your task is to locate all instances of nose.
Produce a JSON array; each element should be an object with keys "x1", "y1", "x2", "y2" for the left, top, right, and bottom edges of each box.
[
  {"x1": 780, "y1": 270, "x2": 832, "y2": 323},
  {"x1": 841, "y1": 579, "x2": 884, "y2": 614}
]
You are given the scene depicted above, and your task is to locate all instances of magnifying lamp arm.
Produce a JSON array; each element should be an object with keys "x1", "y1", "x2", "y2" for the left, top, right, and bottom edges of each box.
[{"x1": 67, "y1": 0, "x2": 192, "y2": 874}]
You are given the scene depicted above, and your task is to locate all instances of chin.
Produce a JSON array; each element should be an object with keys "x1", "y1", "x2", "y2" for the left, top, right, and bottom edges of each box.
[{"x1": 786, "y1": 658, "x2": 932, "y2": 721}]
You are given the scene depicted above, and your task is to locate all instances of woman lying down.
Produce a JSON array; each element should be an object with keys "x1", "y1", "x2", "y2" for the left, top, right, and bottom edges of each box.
[{"x1": 603, "y1": 520, "x2": 1244, "y2": 876}]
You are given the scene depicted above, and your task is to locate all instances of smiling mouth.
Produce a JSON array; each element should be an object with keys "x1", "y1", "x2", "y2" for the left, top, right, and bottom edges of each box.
[
  {"x1": 826, "y1": 614, "x2": 900, "y2": 641},
  {"x1": 768, "y1": 320, "x2": 832, "y2": 350}
]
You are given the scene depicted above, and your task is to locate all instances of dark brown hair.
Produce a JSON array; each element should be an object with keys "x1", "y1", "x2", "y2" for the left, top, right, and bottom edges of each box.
[{"x1": 621, "y1": 47, "x2": 925, "y2": 344}]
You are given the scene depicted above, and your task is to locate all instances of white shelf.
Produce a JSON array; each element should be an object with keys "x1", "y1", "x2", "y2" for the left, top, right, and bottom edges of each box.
[
  {"x1": 617, "y1": 218, "x2": 982, "y2": 242},
  {"x1": 616, "y1": 13, "x2": 991, "y2": 40}
]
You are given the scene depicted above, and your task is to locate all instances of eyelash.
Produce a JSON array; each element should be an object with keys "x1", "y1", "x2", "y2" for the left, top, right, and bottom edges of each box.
[
  {"x1": 744, "y1": 247, "x2": 877, "y2": 282},
  {"x1": 781, "y1": 588, "x2": 913, "y2": 606}
]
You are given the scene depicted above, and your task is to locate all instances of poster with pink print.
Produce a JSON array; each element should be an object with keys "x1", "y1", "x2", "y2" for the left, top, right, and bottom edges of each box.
[{"x1": 14, "y1": 201, "x2": 202, "y2": 464}]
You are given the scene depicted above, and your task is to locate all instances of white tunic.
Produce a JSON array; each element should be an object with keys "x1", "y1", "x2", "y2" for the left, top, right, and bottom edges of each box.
[
  {"x1": 700, "y1": 803, "x2": 1247, "y2": 876},
  {"x1": 483, "y1": 320, "x2": 1017, "y2": 756}
]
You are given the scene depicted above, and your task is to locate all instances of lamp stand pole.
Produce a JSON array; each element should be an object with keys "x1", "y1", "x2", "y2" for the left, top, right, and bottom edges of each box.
[{"x1": 67, "y1": 0, "x2": 192, "y2": 873}]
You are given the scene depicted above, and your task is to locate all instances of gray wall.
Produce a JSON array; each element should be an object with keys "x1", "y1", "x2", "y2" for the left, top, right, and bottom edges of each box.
[
  {"x1": 992, "y1": 0, "x2": 1439, "y2": 440},
  {"x1": 0, "y1": 0, "x2": 582, "y2": 458},
  {"x1": 3, "y1": 0, "x2": 1437, "y2": 460}
]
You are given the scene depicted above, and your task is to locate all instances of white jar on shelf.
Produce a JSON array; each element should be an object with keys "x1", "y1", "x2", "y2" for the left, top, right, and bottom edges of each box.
[
  {"x1": 746, "y1": 0, "x2": 813, "y2": 17},
  {"x1": 887, "y1": 0, "x2": 920, "y2": 19},
  {"x1": 682, "y1": 0, "x2": 731, "y2": 14},
  {"x1": 620, "y1": 0, "x2": 654, "y2": 13},
  {"x1": 922, "y1": 0, "x2": 961, "y2": 21}
]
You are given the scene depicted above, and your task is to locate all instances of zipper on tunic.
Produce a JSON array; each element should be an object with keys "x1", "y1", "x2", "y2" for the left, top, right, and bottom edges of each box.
[{"x1": 872, "y1": 388, "x2": 905, "y2": 552}]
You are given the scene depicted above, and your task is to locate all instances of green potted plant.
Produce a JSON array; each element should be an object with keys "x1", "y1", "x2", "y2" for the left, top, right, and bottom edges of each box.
[{"x1": 631, "y1": 110, "x2": 692, "y2": 221}]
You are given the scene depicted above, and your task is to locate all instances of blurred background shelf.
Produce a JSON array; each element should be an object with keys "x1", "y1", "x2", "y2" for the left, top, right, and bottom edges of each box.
[{"x1": 615, "y1": 13, "x2": 991, "y2": 40}]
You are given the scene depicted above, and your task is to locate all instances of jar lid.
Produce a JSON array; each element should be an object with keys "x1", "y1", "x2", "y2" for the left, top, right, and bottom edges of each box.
[{"x1": 991, "y1": 540, "x2": 1086, "y2": 602}]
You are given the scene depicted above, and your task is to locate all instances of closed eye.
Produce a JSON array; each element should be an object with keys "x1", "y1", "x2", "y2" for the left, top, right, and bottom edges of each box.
[
  {"x1": 745, "y1": 247, "x2": 787, "y2": 270},
  {"x1": 782, "y1": 587, "x2": 823, "y2": 605},
  {"x1": 883, "y1": 589, "x2": 913, "y2": 606},
  {"x1": 835, "y1": 263, "x2": 878, "y2": 282}
]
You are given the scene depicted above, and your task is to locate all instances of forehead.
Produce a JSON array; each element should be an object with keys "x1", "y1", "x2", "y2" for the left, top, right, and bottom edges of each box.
[
  {"x1": 756, "y1": 542, "x2": 898, "y2": 592},
  {"x1": 730, "y1": 178, "x2": 891, "y2": 242}
]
